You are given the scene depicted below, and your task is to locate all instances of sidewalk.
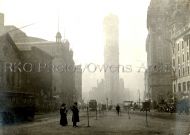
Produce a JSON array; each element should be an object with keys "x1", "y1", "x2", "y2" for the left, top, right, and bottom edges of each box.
[{"x1": 129, "y1": 109, "x2": 190, "y2": 122}]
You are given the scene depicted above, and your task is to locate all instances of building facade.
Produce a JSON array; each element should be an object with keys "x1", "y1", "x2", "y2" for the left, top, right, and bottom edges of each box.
[
  {"x1": 0, "y1": 33, "x2": 54, "y2": 111},
  {"x1": 20, "y1": 46, "x2": 53, "y2": 111},
  {"x1": 0, "y1": 34, "x2": 22, "y2": 91},
  {"x1": 0, "y1": 13, "x2": 78, "y2": 109},
  {"x1": 146, "y1": 0, "x2": 173, "y2": 104},
  {"x1": 170, "y1": 0, "x2": 190, "y2": 100},
  {"x1": 146, "y1": 0, "x2": 190, "y2": 103},
  {"x1": 171, "y1": 26, "x2": 190, "y2": 100},
  {"x1": 75, "y1": 65, "x2": 82, "y2": 104},
  {"x1": 103, "y1": 14, "x2": 120, "y2": 105},
  {"x1": 16, "y1": 36, "x2": 76, "y2": 107}
]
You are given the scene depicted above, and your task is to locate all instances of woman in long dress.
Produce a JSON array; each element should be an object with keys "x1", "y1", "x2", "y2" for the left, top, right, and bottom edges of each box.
[{"x1": 60, "y1": 103, "x2": 68, "y2": 126}]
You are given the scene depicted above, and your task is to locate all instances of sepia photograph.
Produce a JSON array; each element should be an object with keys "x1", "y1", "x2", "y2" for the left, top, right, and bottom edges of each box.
[{"x1": 0, "y1": 0, "x2": 190, "y2": 134}]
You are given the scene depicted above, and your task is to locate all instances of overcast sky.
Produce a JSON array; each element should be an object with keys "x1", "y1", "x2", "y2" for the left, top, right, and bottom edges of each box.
[{"x1": 0, "y1": 0, "x2": 151, "y2": 101}]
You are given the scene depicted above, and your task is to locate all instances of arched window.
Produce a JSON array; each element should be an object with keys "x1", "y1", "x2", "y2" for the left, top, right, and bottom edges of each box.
[
  {"x1": 183, "y1": 82, "x2": 186, "y2": 91},
  {"x1": 178, "y1": 83, "x2": 181, "y2": 92},
  {"x1": 187, "y1": 81, "x2": 190, "y2": 91}
]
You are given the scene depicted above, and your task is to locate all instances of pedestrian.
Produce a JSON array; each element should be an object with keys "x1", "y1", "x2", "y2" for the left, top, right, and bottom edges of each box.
[
  {"x1": 116, "y1": 104, "x2": 120, "y2": 116},
  {"x1": 60, "y1": 103, "x2": 68, "y2": 126},
  {"x1": 71, "y1": 102, "x2": 79, "y2": 127}
]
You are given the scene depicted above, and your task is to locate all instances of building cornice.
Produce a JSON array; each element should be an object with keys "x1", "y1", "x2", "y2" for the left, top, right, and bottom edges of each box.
[{"x1": 172, "y1": 23, "x2": 190, "y2": 40}]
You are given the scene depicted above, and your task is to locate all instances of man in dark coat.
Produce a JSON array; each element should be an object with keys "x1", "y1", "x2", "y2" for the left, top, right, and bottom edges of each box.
[
  {"x1": 116, "y1": 104, "x2": 120, "y2": 116},
  {"x1": 60, "y1": 103, "x2": 68, "y2": 126},
  {"x1": 71, "y1": 102, "x2": 79, "y2": 127}
]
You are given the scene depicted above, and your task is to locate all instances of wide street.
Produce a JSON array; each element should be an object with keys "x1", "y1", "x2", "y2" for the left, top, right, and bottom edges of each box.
[{"x1": 0, "y1": 110, "x2": 190, "y2": 135}]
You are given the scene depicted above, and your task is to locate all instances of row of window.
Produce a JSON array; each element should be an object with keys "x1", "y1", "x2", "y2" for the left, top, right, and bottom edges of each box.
[
  {"x1": 178, "y1": 67, "x2": 190, "y2": 77},
  {"x1": 176, "y1": 39, "x2": 189, "y2": 52},
  {"x1": 173, "y1": 52, "x2": 189, "y2": 66},
  {"x1": 174, "y1": 81, "x2": 190, "y2": 92}
]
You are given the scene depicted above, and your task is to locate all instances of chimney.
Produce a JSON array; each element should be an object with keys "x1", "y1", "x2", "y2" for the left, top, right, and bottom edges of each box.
[{"x1": 0, "y1": 13, "x2": 4, "y2": 26}]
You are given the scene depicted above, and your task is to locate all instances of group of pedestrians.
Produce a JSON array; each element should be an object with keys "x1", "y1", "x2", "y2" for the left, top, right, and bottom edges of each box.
[
  {"x1": 60, "y1": 102, "x2": 79, "y2": 128},
  {"x1": 60, "y1": 102, "x2": 121, "y2": 128}
]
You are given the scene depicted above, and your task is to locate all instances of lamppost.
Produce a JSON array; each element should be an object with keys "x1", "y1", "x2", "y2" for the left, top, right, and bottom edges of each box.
[
  {"x1": 172, "y1": 70, "x2": 176, "y2": 98},
  {"x1": 106, "y1": 98, "x2": 108, "y2": 110},
  {"x1": 138, "y1": 89, "x2": 140, "y2": 108}
]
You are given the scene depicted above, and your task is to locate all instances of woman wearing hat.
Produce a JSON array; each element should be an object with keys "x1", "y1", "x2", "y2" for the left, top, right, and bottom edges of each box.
[{"x1": 60, "y1": 103, "x2": 68, "y2": 126}]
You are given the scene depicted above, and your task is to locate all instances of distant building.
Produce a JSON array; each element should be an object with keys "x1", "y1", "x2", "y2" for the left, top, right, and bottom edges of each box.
[
  {"x1": 123, "y1": 88, "x2": 131, "y2": 101},
  {"x1": 75, "y1": 65, "x2": 82, "y2": 103},
  {"x1": 89, "y1": 79, "x2": 106, "y2": 104},
  {"x1": 89, "y1": 87, "x2": 96, "y2": 101},
  {"x1": 103, "y1": 14, "x2": 121, "y2": 105},
  {"x1": 119, "y1": 78, "x2": 126, "y2": 102},
  {"x1": 89, "y1": 78, "x2": 126, "y2": 104},
  {"x1": 0, "y1": 13, "x2": 4, "y2": 26}
]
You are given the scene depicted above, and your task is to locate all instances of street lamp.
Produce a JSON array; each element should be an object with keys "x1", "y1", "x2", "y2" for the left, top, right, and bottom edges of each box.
[
  {"x1": 171, "y1": 67, "x2": 177, "y2": 101},
  {"x1": 106, "y1": 98, "x2": 108, "y2": 110},
  {"x1": 138, "y1": 89, "x2": 140, "y2": 108}
]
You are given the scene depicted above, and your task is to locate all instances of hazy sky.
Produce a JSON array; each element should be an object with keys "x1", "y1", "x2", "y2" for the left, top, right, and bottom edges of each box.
[{"x1": 0, "y1": 0, "x2": 151, "y2": 101}]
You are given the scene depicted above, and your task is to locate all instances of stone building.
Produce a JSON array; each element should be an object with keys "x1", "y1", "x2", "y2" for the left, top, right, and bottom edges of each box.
[
  {"x1": 171, "y1": 24, "x2": 190, "y2": 100},
  {"x1": 16, "y1": 35, "x2": 76, "y2": 107},
  {"x1": 0, "y1": 13, "x2": 78, "y2": 108},
  {"x1": 0, "y1": 33, "x2": 54, "y2": 111},
  {"x1": 146, "y1": 0, "x2": 190, "y2": 103},
  {"x1": 169, "y1": 0, "x2": 190, "y2": 100},
  {"x1": 19, "y1": 47, "x2": 53, "y2": 111},
  {"x1": 0, "y1": 34, "x2": 21, "y2": 91},
  {"x1": 146, "y1": 0, "x2": 173, "y2": 104}
]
